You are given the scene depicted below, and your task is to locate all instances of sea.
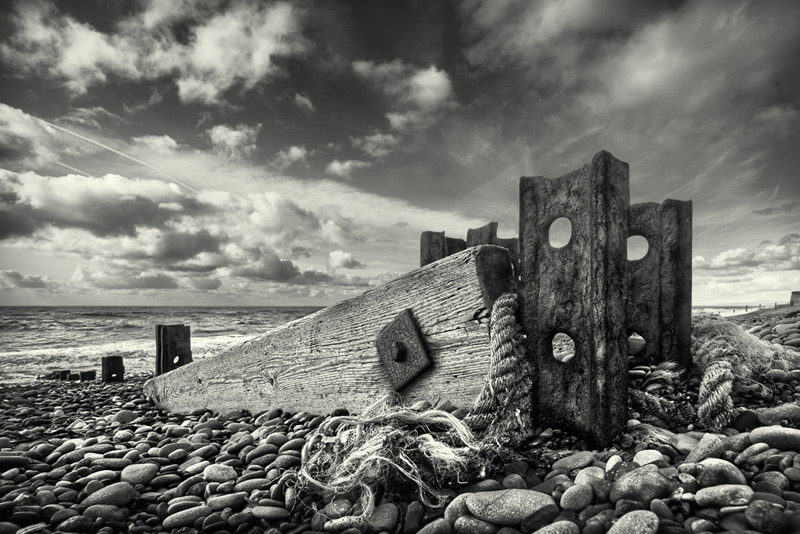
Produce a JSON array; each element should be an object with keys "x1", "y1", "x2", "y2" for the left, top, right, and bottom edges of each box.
[
  {"x1": 0, "y1": 307, "x2": 320, "y2": 384},
  {"x1": 0, "y1": 304, "x2": 769, "y2": 384}
]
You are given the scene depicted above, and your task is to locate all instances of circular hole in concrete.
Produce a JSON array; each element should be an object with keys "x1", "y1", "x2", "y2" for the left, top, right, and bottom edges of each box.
[
  {"x1": 627, "y1": 332, "x2": 646, "y2": 357},
  {"x1": 548, "y1": 217, "x2": 572, "y2": 248},
  {"x1": 627, "y1": 235, "x2": 649, "y2": 261},
  {"x1": 552, "y1": 332, "x2": 575, "y2": 363},
  {"x1": 173, "y1": 356, "x2": 180, "y2": 364}
]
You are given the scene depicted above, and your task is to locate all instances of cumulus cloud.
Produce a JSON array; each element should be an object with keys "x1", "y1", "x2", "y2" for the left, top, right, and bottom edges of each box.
[
  {"x1": 353, "y1": 60, "x2": 454, "y2": 131},
  {"x1": 325, "y1": 159, "x2": 370, "y2": 179},
  {"x1": 132, "y1": 134, "x2": 179, "y2": 154},
  {"x1": 71, "y1": 264, "x2": 179, "y2": 290},
  {"x1": 0, "y1": 170, "x2": 199, "y2": 238},
  {"x1": 0, "y1": 103, "x2": 62, "y2": 170},
  {"x1": 207, "y1": 124, "x2": 261, "y2": 159},
  {"x1": 694, "y1": 233, "x2": 800, "y2": 271},
  {"x1": 1, "y1": 0, "x2": 309, "y2": 103},
  {"x1": 328, "y1": 250, "x2": 365, "y2": 270},
  {"x1": 293, "y1": 93, "x2": 315, "y2": 113},
  {"x1": 0, "y1": 270, "x2": 53, "y2": 290},
  {"x1": 273, "y1": 145, "x2": 308, "y2": 171},
  {"x1": 351, "y1": 132, "x2": 400, "y2": 159}
]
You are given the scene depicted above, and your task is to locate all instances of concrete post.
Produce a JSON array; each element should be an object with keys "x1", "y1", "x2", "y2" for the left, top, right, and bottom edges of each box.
[
  {"x1": 102, "y1": 356, "x2": 124, "y2": 382},
  {"x1": 519, "y1": 150, "x2": 629, "y2": 447},
  {"x1": 156, "y1": 324, "x2": 192, "y2": 376}
]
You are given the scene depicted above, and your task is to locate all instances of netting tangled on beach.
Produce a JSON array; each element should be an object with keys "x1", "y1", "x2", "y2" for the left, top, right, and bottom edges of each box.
[
  {"x1": 296, "y1": 394, "x2": 481, "y2": 515},
  {"x1": 692, "y1": 320, "x2": 800, "y2": 379}
]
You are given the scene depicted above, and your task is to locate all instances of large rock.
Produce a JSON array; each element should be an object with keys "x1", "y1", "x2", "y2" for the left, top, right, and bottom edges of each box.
[
  {"x1": 80, "y1": 482, "x2": 137, "y2": 507},
  {"x1": 609, "y1": 465, "x2": 673, "y2": 505},
  {"x1": 757, "y1": 404, "x2": 800, "y2": 425},
  {"x1": 465, "y1": 489, "x2": 556, "y2": 526},
  {"x1": 696, "y1": 458, "x2": 747, "y2": 488},
  {"x1": 750, "y1": 425, "x2": 800, "y2": 451},
  {"x1": 607, "y1": 510, "x2": 659, "y2": 534},
  {"x1": 695, "y1": 484, "x2": 754, "y2": 507}
]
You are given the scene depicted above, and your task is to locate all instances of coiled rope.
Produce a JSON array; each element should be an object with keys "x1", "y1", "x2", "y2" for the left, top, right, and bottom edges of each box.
[
  {"x1": 464, "y1": 292, "x2": 534, "y2": 448},
  {"x1": 696, "y1": 360, "x2": 734, "y2": 431}
]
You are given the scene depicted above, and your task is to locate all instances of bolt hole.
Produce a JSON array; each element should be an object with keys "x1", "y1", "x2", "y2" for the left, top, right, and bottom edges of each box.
[
  {"x1": 393, "y1": 341, "x2": 408, "y2": 363},
  {"x1": 552, "y1": 332, "x2": 575, "y2": 363},
  {"x1": 173, "y1": 356, "x2": 180, "y2": 364},
  {"x1": 627, "y1": 235, "x2": 649, "y2": 261},
  {"x1": 548, "y1": 217, "x2": 572, "y2": 248},
  {"x1": 627, "y1": 332, "x2": 647, "y2": 356}
]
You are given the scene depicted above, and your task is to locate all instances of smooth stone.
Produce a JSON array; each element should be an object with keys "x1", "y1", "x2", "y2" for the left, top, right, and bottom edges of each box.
[
  {"x1": 552, "y1": 452, "x2": 594, "y2": 471},
  {"x1": 252, "y1": 506, "x2": 290, "y2": 520},
  {"x1": 754, "y1": 471, "x2": 790, "y2": 490},
  {"x1": 83, "y1": 504, "x2": 125, "y2": 522},
  {"x1": 465, "y1": 489, "x2": 556, "y2": 526},
  {"x1": 367, "y1": 503, "x2": 399, "y2": 533},
  {"x1": 722, "y1": 432, "x2": 753, "y2": 453},
  {"x1": 113, "y1": 410, "x2": 136, "y2": 424},
  {"x1": 445, "y1": 494, "x2": 470, "y2": 524},
  {"x1": 574, "y1": 467, "x2": 605, "y2": 487},
  {"x1": 606, "y1": 510, "x2": 659, "y2": 534},
  {"x1": 670, "y1": 434, "x2": 699, "y2": 455},
  {"x1": 695, "y1": 484, "x2": 754, "y2": 507},
  {"x1": 696, "y1": 458, "x2": 747, "y2": 487},
  {"x1": 163, "y1": 504, "x2": 212, "y2": 529},
  {"x1": 203, "y1": 464, "x2": 237, "y2": 482},
  {"x1": 560, "y1": 484, "x2": 593, "y2": 511},
  {"x1": 609, "y1": 466, "x2": 673, "y2": 505},
  {"x1": 685, "y1": 433, "x2": 724, "y2": 463},
  {"x1": 405, "y1": 501, "x2": 425, "y2": 534},
  {"x1": 502, "y1": 474, "x2": 527, "y2": 489},
  {"x1": 531, "y1": 521, "x2": 579, "y2": 534},
  {"x1": 81, "y1": 481, "x2": 136, "y2": 507},
  {"x1": 750, "y1": 425, "x2": 800, "y2": 451},
  {"x1": 57, "y1": 515, "x2": 95, "y2": 533},
  {"x1": 418, "y1": 518, "x2": 452, "y2": 534},
  {"x1": 520, "y1": 503, "x2": 560, "y2": 532},
  {"x1": 453, "y1": 515, "x2": 498, "y2": 534},
  {"x1": 745, "y1": 499, "x2": 788, "y2": 532},
  {"x1": 207, "y1": 492, "x2": 247, "y2": 511},
  {"x1": 632, "y1": 450, "x2": 664, "y2": 466},
  {"x1": 733, "y1": 411, "x2": 761, "y2": 432},
  {"x1": 759, "y1": 404, "x2": 800, "y2": 425}
]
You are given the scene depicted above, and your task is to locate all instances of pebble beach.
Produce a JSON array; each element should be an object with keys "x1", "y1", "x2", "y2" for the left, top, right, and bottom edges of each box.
[{"x1": 2, "y1": 307, "x2": 800, "y2": 534}]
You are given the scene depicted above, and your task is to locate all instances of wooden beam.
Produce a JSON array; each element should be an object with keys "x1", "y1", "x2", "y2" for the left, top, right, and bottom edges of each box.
[{"x1": 144, "y1": 246, "x2": 515, "y2": 415}]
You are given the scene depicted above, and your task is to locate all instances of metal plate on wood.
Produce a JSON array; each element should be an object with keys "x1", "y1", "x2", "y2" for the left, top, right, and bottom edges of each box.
[{"x1": 377, "y1": 309, "x2": 431, "y2": 390}]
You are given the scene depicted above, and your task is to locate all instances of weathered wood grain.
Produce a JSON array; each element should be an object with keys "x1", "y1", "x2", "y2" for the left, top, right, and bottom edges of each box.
[{"x1": 144, "y1": 245, "x2": 514, "y2": 415}]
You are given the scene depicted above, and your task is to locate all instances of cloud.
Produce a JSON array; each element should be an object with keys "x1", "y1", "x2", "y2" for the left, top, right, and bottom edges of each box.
[
  {"x1": 0, "y1": 270, "x2": 52, "y2": 290},
  {"x1": 353, "y1": 60, "x2": 454, "y2": 131},
  {"x1": 71, "y1": 264, "x2": 179, "y2": 290},
  {"x1": 328, "y1": 250, "x2": 365, "y2": 270},
  {"x1": 0, "y1": 170, "x2": 199, "y2": 238},
  {"x1": 1, "y1": 0, "x2": 309, "y2": 103},
  {"x1": 293, "y1": 93, "x2": 315, "y2": 113},
  {"x1": 273, "y1": 145, "x2": 308, "y2": 170},
  {"x1": 351, "y1": 133, "x2": 400, "y2": 159},
  {"x1": 57, "y1": 107, "x2": 126, "y2": 130},
  {"x1": 132, "y1": 134, "x2": 179, "y2": 154},
  {"x1": 694, "y1": 233, "x2": 800, "y2": 271},
  {"x1": 325, "y1": 159, "x2": 370, "y2": 179},
  {"x1": 0, "y1": 103, "x2": 61, "y2": 170},
  {"x1": 207, "y1": 124, "x2": 261, "y2": 159}
]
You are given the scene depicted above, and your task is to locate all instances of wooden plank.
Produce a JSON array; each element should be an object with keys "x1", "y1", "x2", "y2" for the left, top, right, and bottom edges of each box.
[{"x1": 144, "y1": 245, "x2": 515, "y2": 415}]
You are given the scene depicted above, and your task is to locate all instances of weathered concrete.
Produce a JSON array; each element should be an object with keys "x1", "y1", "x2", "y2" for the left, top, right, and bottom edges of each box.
[
  {"x1": 156, "y1": 324, "x2": 192, "y2": 376},
  {"x1": 659, "y1": 199, "x2": 692, "y2": 367},
  {"x1": 791, "y1": 291, "x2": 800, "y2": 306},
  {"x1": 102, "y1": 355, "x2": 124, "y2": 383},
  {"x1": 519, "y1": 150, "x2": 629, "y2": 447},
  {"x1": 420, "y1": 231, "x2": 467, "y2": 267},
  {"x1": 627, "y1": 203, "x2": 662, "y2": 363},
  {"x1": 421, "y1": 222, "x2": 517, "y2": 274}
]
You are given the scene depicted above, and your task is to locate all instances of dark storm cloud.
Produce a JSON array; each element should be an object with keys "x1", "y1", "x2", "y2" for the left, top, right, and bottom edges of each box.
[{"x1": 0, "y1": 270, "x2": 52, "y2": 289}]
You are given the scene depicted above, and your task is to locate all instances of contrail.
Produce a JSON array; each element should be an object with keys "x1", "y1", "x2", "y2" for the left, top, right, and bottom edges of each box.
[
  {"x1": 55, "y1": 161, "x2": 91, "y2": 177},
  {"x1": 37, "y1": 118, "x2": 199, "y2": 194}
]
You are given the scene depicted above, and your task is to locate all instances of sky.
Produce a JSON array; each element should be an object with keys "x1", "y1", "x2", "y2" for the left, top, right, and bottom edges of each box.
[{"x1": 0, "y1": 0, "x2": 798, "y2": 307}]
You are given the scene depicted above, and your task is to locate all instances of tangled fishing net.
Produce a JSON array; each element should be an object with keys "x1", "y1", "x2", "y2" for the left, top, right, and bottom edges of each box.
[
  {"x1": 692, "y1": 319, "x2": 800, "y2": 430},
  {"x1": 296, "y1": 395, "x2": 480, "y2": 515}
]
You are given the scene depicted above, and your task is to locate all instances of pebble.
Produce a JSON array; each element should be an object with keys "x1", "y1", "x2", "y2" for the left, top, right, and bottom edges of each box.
[
  {"x1": 609, "y1": 466, "x2": 673, "y2": 505},
  {"x1": 80, "y1": 481, "x2": 137, "y2": 507},
  {"x1": 696, "y1": 458, "x2": 747, "y2": 487},
  {"x1": 531, "y1": 521, "x2": 579, "y2": 534},
  {"x1": 750, "y1": 425, "x2": 800, "y2": 451},
  {"x1": 466, "y1": 489, "x2": 556, "y2": 526},
  {"x1": 162, "y1": 504, "x2": 212, "y2": 529},
  {"x1": 695, "y1": 484, "x2": 754, "y2": 507},
  {"x1": 120, "y1": 462, "x2": 158, "y2": 485},
  {"x1": 551, "y1": 451, "x2": 594, "y2": 471},
  {"x1": 606, "y1": 510, "x2": 659, "y2": 534},
  {"x1": 559, "y1": 484, "x2": 593, "y2": 511}
]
